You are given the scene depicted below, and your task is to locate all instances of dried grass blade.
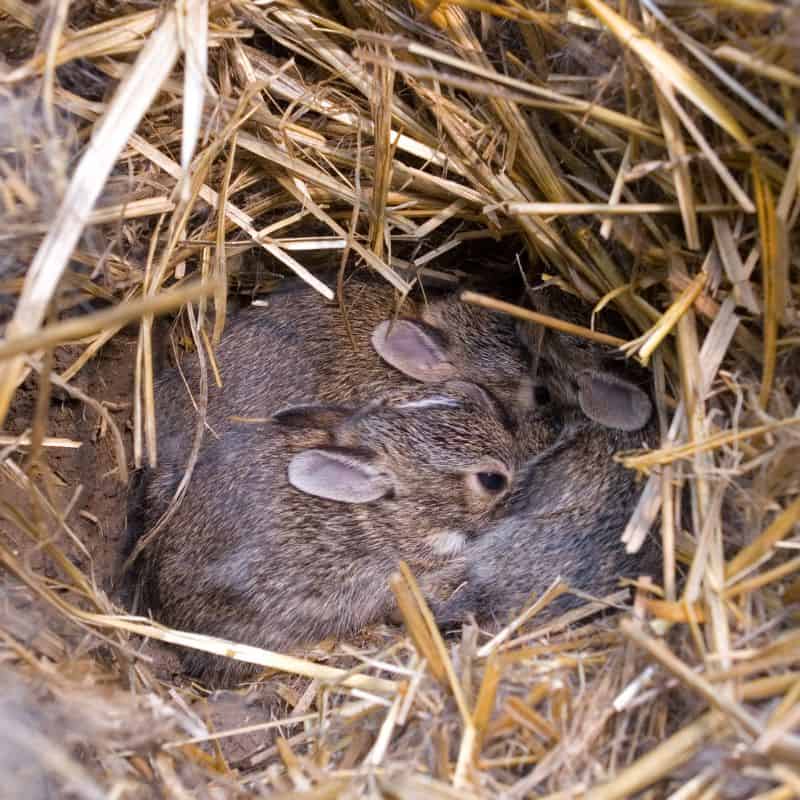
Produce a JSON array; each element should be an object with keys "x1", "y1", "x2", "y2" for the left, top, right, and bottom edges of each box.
[
  {"x1": 624, "y1": 295, "x2": 740, "y2": 546},
  {"x1": 584, "y1": 0, "x2": 749, "y2": 145},
  {"x1": 621, "y1": 619, "x2": 774, "y2": 741},
  {"x1": 422, "y1": 8, "x2": 565, "y2": 204},
  {"x1": 635, "y1": 272, "x2": 707, "y2": 364},
  {"x1": 240, "y1": 44, "x2": 452, "y2": 172},
  {"x1": 640, "y1": 0, "x2": 786, "y2": 130},
  {"x1": 1, "y1": 9, "x2": 159, "y2": 81},
  {"x1": 723, "y1": 556, "x2": 800, "y2": 600},
  {"x1": 706, "y1": 0, "x2": 785, "y2": 13},
  {"x1": 0, "y1": 7, "x2": 181, "y2": 425},
  {"x1": 477, "y1": 578, "x2": 569, "y2": 658},
  {"x1": 653, "y1": 74, "x2": 755, "y2": 212},
  {"x1": 0, "y1": 280, "x2": 219, "y2": 363},
  {"x1": 715, "y1": 46, "x2": 800, "y2": 90},
  {"x1": 752, "y1": 158, "x2": 780, "y2": 407},
  {"x1": 584, "y1": 712, "x2": 726, "y2": 799},
  {"x1": 212, "y1": 135, "x2": 236, "y2": 344},
  {"x1": 372, "y1": 44, "x2": 661, "y2": 143},
  {"x1": 472, "y1": 654, "x2": 500, "y2": 739},
  {"x1": 273, "y1": 173, "x2": 409, "y2": 294},
  {"x1": 654, "y1": 87, "x2": 699, "y2": 249},
  {"x1": 776, "y1": 140, "x2": 800, "y2": 220},
  {"x1": 599, "y1": 143, "x2": 630, "y2": 240},
  {"x1": 390, "y1": 571, "x2": 447, "y2": 684},
  {"x1": 396, "y1": 563, "x2": 473, "y2": 732},
  {"x1": 258, "y1": 5, "x2": 431, "y2": 146},
  {"x1": 505, "y1": 202, "x2": 733, "y2": 216},
  {"x1": 620, "y1": 415, "x2": 800, "y2": 472},
  {"x1": 704, "y1": 174, "x2": 759, "y2": 312},
  {"x1": 364, "y1": 693, "x2": 403, "y2": 767},
  {"x1": 41, "y1": 0, "x2": 70, "y2": 135},
  {"x1": 726, "y1": 496, "x2": 800, "y2": 580},
  {"x1": 127, "y1": 133, "x2": 334, "y2": 299},
  {"x1": 179, "y1": 0, "x2": 209, "y2": 183},
  {"x1": 641, "y1": 599, "x2": 707, "y2": 623},
  {"x1": 368, "y1": 59, "x2": 395, "y2": 259},
  {"x1": 461, "y1": 292, "x2": 626, "y2": 348},
  {"x1": 0, "y1": 434, "x2": 81, "y2": 449},
  {"x1": 377, "y1": 773, "x2": 481, "y2": 800},
  {"x1": 86, "y1": 197, "x2": 175, "y2": 225},
  {"x1": 0, "y1": 0, "x2": 37, "y2": 28}
]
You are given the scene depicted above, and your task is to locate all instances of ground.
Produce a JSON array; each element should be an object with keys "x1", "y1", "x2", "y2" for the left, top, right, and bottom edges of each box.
[
  {"x1": 1, "y1": 334, "x2": 135, "y2": 590},
  {"x1": 0, "y1": 330, "x2": 319, "y2": 766}
]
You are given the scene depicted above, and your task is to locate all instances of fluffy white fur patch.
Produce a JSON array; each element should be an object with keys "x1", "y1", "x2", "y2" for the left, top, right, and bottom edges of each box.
[
  {"x1": 428, "y1": 530, "x2": 467, "y2": 556},
  {"x1": 393, "y1": 397, "x2": 460, "y2": 411}
]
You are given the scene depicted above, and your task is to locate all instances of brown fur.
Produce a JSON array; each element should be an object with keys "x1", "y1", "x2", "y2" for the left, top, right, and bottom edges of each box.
[
  {"x1": 434, "y1": 414, "x2": 660, "y2": 625},
  {"x1": 129, "y1": 277, "x2": 660, "y2": 680},
  {"x1": 153, "y1": 275, "x2": 534, "y2": 467},
  {"x1": 135, "y1": 382, "x2": 563, "y2": 684},
  {"x1": 519, "y1": 284, "x2": 653, "y2": 431}
]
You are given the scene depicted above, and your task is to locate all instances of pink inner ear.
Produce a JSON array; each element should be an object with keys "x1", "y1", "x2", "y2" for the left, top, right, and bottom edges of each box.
[
  {"x1": 578, "y1": 372, "x2": 652, "y2": 431},
  {"x1": 288, "y1": 449, "x2": 391, "y2": 504},
  {"x1": 371, "y1": 320, "x2": 457, "y2": 382}
]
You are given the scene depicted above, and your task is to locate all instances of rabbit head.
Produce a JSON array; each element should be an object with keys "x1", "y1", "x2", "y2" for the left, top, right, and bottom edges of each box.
[
  {"x1": 371, "y1": 296, "x2": 533, "y2": 411},
  {"x1": 276, "y1": 380, "x2": 557, "y2": 527},
  {"x1": 517, "y1": 284, "x2": 653, "y2": 431},
  {"x1": 131, "y1": 379, "x2": 563, "y2": 685},
  {"x1": 433, "y1": 412, "x2": 660, "y2": 627}
]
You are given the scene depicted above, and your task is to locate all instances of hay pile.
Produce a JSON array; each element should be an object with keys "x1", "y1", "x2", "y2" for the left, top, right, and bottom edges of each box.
[{"x1": 1, "y1": 0, "x2": 799, "y2": 796}]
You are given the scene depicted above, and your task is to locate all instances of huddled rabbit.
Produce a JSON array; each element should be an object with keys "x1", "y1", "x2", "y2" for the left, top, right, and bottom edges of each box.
[
  {"x1": 153, "y1": 274, "x2": 538, "y2": 466},
  {"x1": 435, "y1": 284, "x2": 659, "y2": 625},
  {"x1": 124, "y1": 272, "x2": 540, "y2": 591},
  {"x1": 131, "y1": 381, "x2": 564, "y2": 683},
  {"x1": 433, "y1": 414, "x2": 659, "y2": 626},
  {"x1": 519, "y1": 283, "x2": 653, "y2": 431},
  {"x1": 127, "y1": 275, "x2": 660, "y2": 683}
]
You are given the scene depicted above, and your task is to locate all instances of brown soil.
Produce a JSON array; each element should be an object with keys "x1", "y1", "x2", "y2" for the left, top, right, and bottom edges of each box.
[
  {"x1": 0, "y1": 334, "x2": 379, "y2": 767},
  {"x1": 1, "y1": 334, "x2": 136, "y2": 587}
]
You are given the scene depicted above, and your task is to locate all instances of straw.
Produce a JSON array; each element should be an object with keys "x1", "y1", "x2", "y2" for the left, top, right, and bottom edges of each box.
[{"x1": 1, "y1": 0, "x2": 797, "y2": 794}]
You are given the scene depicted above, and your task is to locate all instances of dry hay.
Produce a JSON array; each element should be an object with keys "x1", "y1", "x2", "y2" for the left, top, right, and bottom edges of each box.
[{"x1": 0, "y1": 0, "x2": 799, "y2": 797}]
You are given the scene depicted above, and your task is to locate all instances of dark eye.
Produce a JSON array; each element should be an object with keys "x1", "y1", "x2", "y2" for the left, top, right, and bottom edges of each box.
[
  {"x1": 476, "y1": 472, "x2": 508, "y2": 493},
  {"x1": 534, "y1": 384, "x2": 551, "y2": 405}
]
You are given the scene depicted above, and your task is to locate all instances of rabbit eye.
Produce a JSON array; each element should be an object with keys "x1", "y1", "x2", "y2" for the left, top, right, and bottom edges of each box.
[
  {"x1": 534, "y1": 384, "x2": 551, "y2": 405},
  {"x1": 476, "y1": 472, "x2": 507, "y2": 493}
]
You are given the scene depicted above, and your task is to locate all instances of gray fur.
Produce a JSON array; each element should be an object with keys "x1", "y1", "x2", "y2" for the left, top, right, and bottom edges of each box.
[
  {"x1": 153, "y1": 276, "x2": 534, "y2": 466},
  {"x1": 434, "y1": 415, "x2": 661, "y2": 625},
  {"x1": 518, "y1": 284, "x2": 653, "y2": 431},
  {"x1": 135, "y1": 382, "x2": 562, "y2": 684},
  {"x1": 129, "y1": 278, "x2": 661, "y2": 681},
  {"x1": 436, "y1": 286, "x2": 660, "y2": 625}
]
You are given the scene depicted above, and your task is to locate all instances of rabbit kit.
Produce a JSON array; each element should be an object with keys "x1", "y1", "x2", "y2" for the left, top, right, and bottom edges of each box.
[{"x1": 123, "y1": 274, "x2": 659, "y2": 683}]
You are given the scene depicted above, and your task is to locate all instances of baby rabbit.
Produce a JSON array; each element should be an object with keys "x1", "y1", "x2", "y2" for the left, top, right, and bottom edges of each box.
[
  {"x1": 153, "y1": 274, "x2": 535, "y2": 464},
  {"x1": 434, "y1": 284, "x2": 659, "y2": 626},
  {"x1": 132, "y1": 381, "x2": 562, "y2": 684},
  {"x1": 519, "y1": 284, "x2": 653, "y2": 431},
  {"x1": 434, "y1": 412, "x2": 660, "y2": 626}
]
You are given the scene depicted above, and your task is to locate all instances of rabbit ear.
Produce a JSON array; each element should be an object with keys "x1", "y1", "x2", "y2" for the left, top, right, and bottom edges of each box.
[
  {"x1": 577, "y1": 371, "x2": 652, "y2": 431},
  {"x1": 371, "y1": 319, "x2": 457, "y2": 382},
  {"x1": 273, "y1": 404, "x2": 353, "y2": 431},
  {"x1": 288, "y1": 447, "x2": 393, "y2": 503}
]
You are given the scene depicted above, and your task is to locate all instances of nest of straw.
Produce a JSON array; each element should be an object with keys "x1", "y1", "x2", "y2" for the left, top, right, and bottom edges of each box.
[{"x1": 1, "y1": 0, "x2": 799, "y2": 797}]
